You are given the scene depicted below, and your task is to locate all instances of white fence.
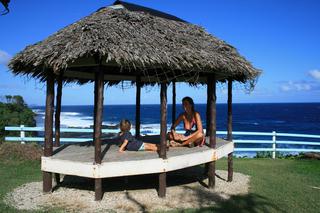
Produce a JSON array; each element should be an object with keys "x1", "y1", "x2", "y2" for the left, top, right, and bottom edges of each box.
[{"x1": 5, "y1": 125, "x2": 320, "y2": 159}]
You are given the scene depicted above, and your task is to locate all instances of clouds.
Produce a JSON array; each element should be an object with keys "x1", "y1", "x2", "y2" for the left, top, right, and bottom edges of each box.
[
  {"x1": 0, "y1": 50, "x2": 12, "y2": 66},
  {"x1": 279, "y1": 69, "x2": 320, "y2": 92},
  {"x1": 309, "y1": 70, "x2": 320, "y2": 81},
  {"x1": 279, "y1": 81, "x2": 318, "y2": 92}
]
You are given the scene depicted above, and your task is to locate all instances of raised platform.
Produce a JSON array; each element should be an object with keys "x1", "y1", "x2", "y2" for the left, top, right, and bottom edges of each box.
[{"x1": 41, "y1": 136, "x2": 233, "y2": 178}]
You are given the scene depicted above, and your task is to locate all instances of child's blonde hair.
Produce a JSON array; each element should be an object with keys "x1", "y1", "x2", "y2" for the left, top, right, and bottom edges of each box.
[{"x1": 120, "y1": 119, "x2": 131, "y2": 132}]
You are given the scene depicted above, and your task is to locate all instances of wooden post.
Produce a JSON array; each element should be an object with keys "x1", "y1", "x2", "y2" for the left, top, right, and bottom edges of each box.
[
  {"x1": 172, "y1": 81, "x2": 176, "y2": 125},
  {"x1": 207, "y1": 75, "x2": 216, "y2": 188},
  {"x1": 135, "y1": 76, "x2": 141, "y2": 138},
  {"x1": 159, "y1": 83, "x2": 167, "y2": 197},
  {"x1": 43, "y1": 70, "x2": 54, "y2": 193},
  {"x1": 54, "y1": 73, "x2": 63, "y2": 147},
  {"x1": 206, "y1": 80, "x2": 211, "y2": 137},
  {"x1": 54, "y1": 71, "x2": 61, "y2": 187},
  {"x1": 20, "y1": 125, "x2": 25, "y2": 144},
  {"x1": 94, "y1": 66, "x2": 104, "y2": 201},
  {"x1": 204, "y1": 76, "x2": 212, "y2": 176},
  {"x1": 93, "y1": 72, "x2": 99, "y2": 145},
  {"x1": 227, "y1": 79, "x2": 233, "y2": 182},
  {"x1": 54, "y1": 74, "x2": 61, "y2": 185},
  {"x1": 272, "y1": 131, "x2": 276, "y2": 159}
]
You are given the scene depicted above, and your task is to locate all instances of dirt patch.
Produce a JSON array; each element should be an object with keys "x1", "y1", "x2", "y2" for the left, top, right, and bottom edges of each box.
[
  {"x1": 0, "y1": 142, "x2": 42, "y2": 161},
  {"x1": 5, "y1": 169, "x2": 250, "y2": 212}
]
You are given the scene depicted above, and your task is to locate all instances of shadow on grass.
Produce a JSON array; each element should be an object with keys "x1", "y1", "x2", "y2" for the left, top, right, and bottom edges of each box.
[
  {"x1": 54, "y1": 165, "x2": 284, "y2": 212},
  {"x1": 188, "y1": 193, "x2": 286, "y2": 212},
  {"x1": 125, "y1": 191, "x2": 147, "y2": 212}
]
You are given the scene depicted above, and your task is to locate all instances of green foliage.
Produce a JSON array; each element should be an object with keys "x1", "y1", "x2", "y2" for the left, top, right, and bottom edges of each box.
[
  {"x1": 255, "y1": 151, "x2": 306, "y2": 159},
  {"x1": 255, "y1": 151, "x2": 273, "y2": 158},
  {"x1": 0, "y1": 95, "x2": 36, "y2": 142}
]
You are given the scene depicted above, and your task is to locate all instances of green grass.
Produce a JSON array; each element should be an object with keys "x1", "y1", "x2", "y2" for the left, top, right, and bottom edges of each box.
[
  {"x1": 0, "y1": 158, "x2": 319, "y2": 212},
  {"x1": 0, "y1": 159, "x2": 42, "y2": 212},
  {"x1": 189, "y1": 158, "x2": 320, "y2": 213}
]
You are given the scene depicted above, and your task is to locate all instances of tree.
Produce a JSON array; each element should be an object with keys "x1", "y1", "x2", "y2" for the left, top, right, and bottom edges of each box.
[
  {"x1": 5, "y1": 95, "x2": 12, "y2": 103},
  {"x1": 0, "y1": 95, "x2": 36, "y2": 143}
]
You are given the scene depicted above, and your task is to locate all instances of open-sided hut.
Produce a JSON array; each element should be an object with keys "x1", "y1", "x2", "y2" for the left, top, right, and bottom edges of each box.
[{"x1": 9, "y1": 0, "x2": 260, "y2": 201}]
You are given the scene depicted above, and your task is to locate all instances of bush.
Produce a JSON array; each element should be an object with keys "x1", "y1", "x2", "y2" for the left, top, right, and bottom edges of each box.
[
  {"x1": 0, "y1": 142, "x2": 42, "y2": 161},
  {"x1": 0, "y1": 95, "x2": 36, "y2": 142}
]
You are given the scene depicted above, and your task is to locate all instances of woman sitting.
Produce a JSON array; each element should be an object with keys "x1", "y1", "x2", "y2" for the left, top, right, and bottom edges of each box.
[{"x1": 168, "y1": 97, "x2": 205, "y2": 147}]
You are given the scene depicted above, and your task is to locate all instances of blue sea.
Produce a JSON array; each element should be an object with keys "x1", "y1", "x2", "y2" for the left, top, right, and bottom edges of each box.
[{"x1": 32, "y1": 103, "x2": 320, "y2": 156}]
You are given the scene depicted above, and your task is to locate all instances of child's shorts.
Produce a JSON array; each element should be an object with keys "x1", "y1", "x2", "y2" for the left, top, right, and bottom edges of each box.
[{"x1": 138, "y1": 143, "x2": 145, "y2": 151}]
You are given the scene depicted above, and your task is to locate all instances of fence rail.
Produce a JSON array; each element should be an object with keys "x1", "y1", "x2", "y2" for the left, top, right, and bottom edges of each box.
[{"x1": 4, "y1": 125, "x2": 320, "y2": 158}]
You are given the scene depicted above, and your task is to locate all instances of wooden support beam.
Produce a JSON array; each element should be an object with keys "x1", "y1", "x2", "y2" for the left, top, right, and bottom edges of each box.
[
  {"x1": 207, "y1": 74, "x2": 216, "y2": 188},
  {"x1": 93, "y1": 72, "x2": 98, "y2": 145},
  {"x1": 54, "y1": 73, "x2": 63, "y2": 147},
  {"x1": 204, "y1": 79, "x2": 212, "y2": 176},
  {"x1": 206, "y1": 79, "x2": 211, "y2": 137},
  {"x1": 135, "y1": 76, "x2": 141, "y2": 138},
  {"x1": 227, "y1": 79, "x2": 233, "y2": 182},
  {"x1": 43, "y1": 70, "x2": 54, "y2": 193},
  {"x1": 95, "y1": 178, "x2": 102, "y2": 201},
  {"x1": 94, "y1": 66, "x2": 105, "y2": 201},
  {"x1": 159, "y1": 83, "x2": 167, "y2": 159},
  {"x1": 172, "y1": 81, "x2": 176, "y2": 125},
  {"x1": 159, "y1": 83, "x2": 167, "y2": 197},
  {"x1": 54, "y1": 73, "x2": 63, "y2": 185},
  {"x1": 159, "y1": 172, "x2": 166, "y2": 197}
]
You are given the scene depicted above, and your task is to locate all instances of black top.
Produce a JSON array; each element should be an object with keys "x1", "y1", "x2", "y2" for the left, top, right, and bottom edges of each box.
[{"x1": 119, "y1": 131, "x2": 143, "y2": 151}]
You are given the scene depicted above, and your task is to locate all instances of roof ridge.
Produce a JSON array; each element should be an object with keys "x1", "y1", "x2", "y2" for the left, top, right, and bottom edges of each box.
[{"x1": 112, "y1": 0, "x2": 187, "y2": 23}]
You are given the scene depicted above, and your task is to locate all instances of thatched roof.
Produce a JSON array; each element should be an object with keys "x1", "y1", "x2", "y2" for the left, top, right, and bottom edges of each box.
[{"x1": 9, "y1": 0, "x2": 261, "y2": 84}]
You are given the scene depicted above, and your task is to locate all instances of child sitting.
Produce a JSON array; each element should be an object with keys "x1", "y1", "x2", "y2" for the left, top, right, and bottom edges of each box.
[{"x1": 118, "y1": 119, "x2": 159, "y2": 152}]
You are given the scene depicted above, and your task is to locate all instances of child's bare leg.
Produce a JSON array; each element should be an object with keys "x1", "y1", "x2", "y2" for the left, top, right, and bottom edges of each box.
[{"x1": 144, "y1": 143, "x2": 158, "y2": 151}]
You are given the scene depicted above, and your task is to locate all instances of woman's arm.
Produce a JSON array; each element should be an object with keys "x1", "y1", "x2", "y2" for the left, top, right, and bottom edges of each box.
[
  {"x1": 171, "y1": 113, "x2": 184, "y2": 131},
  {"x1": 119, "y1": 139, "x2": 128, "y2": 152}
]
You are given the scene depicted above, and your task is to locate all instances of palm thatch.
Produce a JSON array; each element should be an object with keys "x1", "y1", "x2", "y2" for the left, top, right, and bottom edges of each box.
[
  {"x1": 0, "y1": 0, "x2": 10, "y2": 15},
  {"x1": 9, "y1": 0, "x2": 261, "y2": 85}
]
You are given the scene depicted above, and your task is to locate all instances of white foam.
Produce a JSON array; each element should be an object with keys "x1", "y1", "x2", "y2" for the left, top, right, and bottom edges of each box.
[
  {"x1": 62, "y1": 112, "x2": 81, "y2": 116},
  {"x1": 36, "y1": 111, "x2": 93, "y2": 128},
  {"x1": 102, "y1": 122, "x2": 118, "y2": 127},
  {"x1": 59, "y1": 112, "x2": 92, "y2": 128},
  {"x1": 32, "y1": 109, "x2": 45, "y2": 115}
]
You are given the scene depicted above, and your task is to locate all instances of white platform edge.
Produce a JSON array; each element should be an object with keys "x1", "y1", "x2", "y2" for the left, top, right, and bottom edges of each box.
[{"x1": 41, "y1": 142, "x2": 234, "y2": 178}]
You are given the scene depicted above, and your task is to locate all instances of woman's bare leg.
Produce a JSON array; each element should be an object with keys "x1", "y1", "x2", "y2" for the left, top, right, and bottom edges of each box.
[
  {"x1": 172, "y1": 132, "x2": 186, "y2": 142},
  {"x1": 181, "y1": 132, "x2": 204, "y2": 146},
  {"x1": 167, "y1": 132, "x2": 185, "y2": 147}
]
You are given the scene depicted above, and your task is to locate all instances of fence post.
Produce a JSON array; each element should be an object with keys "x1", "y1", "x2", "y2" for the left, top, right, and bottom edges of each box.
[
  {"x1": 272, "y1": 131, "x2": 276, "y2": 159},
  {"x1": 20, "y1": 125, "x2": 25, "y2": 144}
]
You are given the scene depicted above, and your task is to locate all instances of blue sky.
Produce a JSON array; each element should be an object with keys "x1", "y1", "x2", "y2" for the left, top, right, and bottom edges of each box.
[{"x1": 0, "y1": 0, "x2": 319, "y2": 105}]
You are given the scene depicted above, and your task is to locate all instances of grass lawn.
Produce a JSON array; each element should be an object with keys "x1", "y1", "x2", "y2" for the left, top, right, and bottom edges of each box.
[
  {"x1": 0, "y1": 157, "x2": 319, "y2": 212},
  {"x1": 199, "y1": 158, "x2": 320, "y2": 213},
  {"x1": 0, "y1": 159, "x2": 42, "y2": 212}
]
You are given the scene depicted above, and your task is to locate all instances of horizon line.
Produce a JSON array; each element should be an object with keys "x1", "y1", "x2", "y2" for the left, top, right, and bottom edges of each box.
[{"x1": 29, "y1": 102, "x2": 320, "y2": 107}]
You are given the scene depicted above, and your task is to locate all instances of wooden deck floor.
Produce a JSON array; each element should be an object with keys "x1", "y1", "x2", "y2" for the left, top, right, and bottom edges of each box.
[{"x1": 42, "y1": 136, "x2": 233, "y2": 178}]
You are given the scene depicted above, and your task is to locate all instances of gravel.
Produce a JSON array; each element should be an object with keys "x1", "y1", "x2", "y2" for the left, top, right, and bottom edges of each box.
[{"x1": 5, "y1": 170, "x2": 250, "y2": 212}]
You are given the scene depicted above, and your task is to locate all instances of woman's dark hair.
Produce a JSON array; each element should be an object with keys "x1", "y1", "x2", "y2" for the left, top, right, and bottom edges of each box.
[{"x1": 182, "y1": 96, "x2": 195, "y2": 113}]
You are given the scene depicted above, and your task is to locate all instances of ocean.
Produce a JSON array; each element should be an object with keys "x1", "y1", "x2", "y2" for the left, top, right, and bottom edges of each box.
[{"x1": 32, "y1": 103, "x2": 320, "y2": 156}]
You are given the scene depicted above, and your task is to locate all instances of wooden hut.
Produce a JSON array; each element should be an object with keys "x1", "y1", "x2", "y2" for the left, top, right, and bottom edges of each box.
[{"x1": 9, "y1": 1, "x2": 260, "y2": 201}]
